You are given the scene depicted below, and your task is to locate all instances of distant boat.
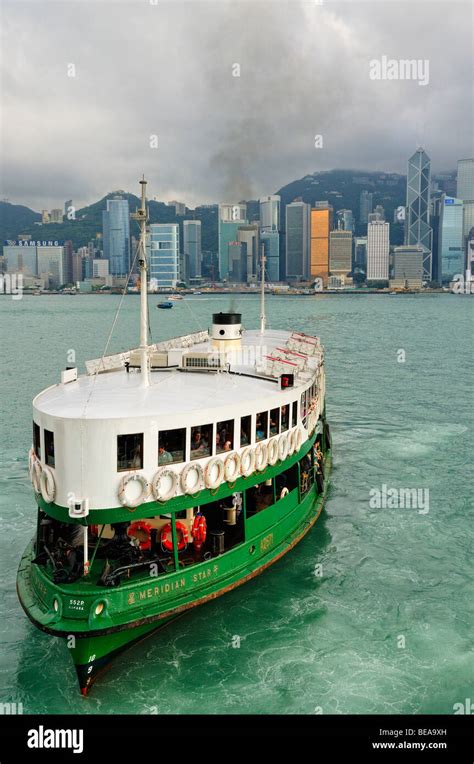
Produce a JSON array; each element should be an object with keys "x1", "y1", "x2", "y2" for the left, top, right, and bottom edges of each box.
[
  {"x1": 168, "y1": 294, "x2": 183, "y2": 301},
  {"x1": 157, "y1": 302, "x2": 173, "y2": 309}
]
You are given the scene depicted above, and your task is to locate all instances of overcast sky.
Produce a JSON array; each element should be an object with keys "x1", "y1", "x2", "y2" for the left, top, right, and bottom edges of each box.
[{"x1": 1, "y1": 0, "x2": 472, "y2": 211}]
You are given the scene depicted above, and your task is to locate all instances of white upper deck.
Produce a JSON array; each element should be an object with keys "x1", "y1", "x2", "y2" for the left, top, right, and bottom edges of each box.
[{"x1": 34, "y1": 327, "x2": 324, "y2": 421}]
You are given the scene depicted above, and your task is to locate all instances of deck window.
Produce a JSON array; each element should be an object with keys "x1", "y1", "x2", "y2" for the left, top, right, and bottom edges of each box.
[
  {"x1": 240, "y1": 415, "x2": 252, "y2": 446},
  {"x1": 117, "y1": 433, "x2": 143, "y2": 471},
  {"x1": 292, "y1": 400, "x2": 298, "y2": 427},
  {"x1": 269, "y1": 408, "x2": 279, "y2": 436},
  {"x1": 281, "y1": 405, "x2": 289, "y2": 432},
  {"x1": 44, "y1": 429, "x2": 55, "y2": 467},
  {"x1": 190, "y1": 424, "x2": 212, "y2": 460},
  {"x1": 158, "y1": 428, "x2": 185, "y2": 465},
  {"x1": 216, "y1": 419, "x2": 234, "y2": 453},
  {"x1": 256, "y1": 411, "x2": 268, "y2": 442},
  {"x1": 33, "y1": 422, "x2": 41, "y2": 459}
]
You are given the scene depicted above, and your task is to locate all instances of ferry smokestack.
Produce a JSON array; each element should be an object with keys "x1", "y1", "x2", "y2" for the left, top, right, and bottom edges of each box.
[{"x1": 211, "y1": 312, "x2": 242, "y2": 350}]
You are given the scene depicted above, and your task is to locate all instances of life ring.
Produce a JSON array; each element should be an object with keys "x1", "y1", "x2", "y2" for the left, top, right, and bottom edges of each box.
[
  {"x1": 224, "y1": 452, "x2": 241, "y2": 483},
  {"x1": 240, "y1": 446, "x2": 256, "y2": 477},
  {"x1": 152, "y1": 467, "x2": 178, "y2": 502},
  {"x1": 287, "y1": 430, "x2": 296, "y2": 456},
  {"x1": 161, "y1": 520, "x2": 189, "y2": 552},
  {"x1": 40, "y1": 465, "x2": 56, "y2": 503},
  {"x1": 278, "y1": 432, "x2": 289, "y2": 462},
  {"x1": 280, "y1": 486, "x2": 290, "y2": 499},
  {"x1": 267, "y1": 438, "x2": 279, "y2": 466},
  {"x1": 295, "y1": 428, "x2": 303, "y2": 453},
  {"x1": 32, "y1": 458, "x2": 42, "y2": 494},
  {"x1": 254, "y1": 442, "x2": 268, "y2": 472},
  {"x1": 180, "y1": 463, "x2": 203, "y2": 494},
  {"x1": 204, "y1": 457, "x2": 225, "y2": 490},
  {"x1": 127, "y1": 520, "x2": 152, "y2": 550},
  {"x1": 192, "y1": 513, "x2": 207, "y2": 549},
  {"x1": 118, "y1": 473, "x2": 150, "y2": 508}
]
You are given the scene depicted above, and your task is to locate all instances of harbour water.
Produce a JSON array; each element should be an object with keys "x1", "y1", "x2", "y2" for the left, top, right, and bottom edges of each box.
[{"x1": 0, "y1": 293, "x2": 472, "y2": 714}]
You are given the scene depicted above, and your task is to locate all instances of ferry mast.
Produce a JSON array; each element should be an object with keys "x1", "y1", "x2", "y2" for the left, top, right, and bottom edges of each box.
[{"x1": 131, "y1": 177, "x2": 150, "y2": 387}]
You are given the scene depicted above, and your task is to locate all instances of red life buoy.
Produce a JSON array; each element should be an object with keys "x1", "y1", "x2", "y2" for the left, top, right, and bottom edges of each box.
[
  {"x1": 192, "y1": 514, "x2": 207, "y2": 549},
  {"x1": 161, "y1": 521, "x2": 189, "y2": 552},
  {"x1": 127, "y1": 520, "x2": 152, "y2": 551}
]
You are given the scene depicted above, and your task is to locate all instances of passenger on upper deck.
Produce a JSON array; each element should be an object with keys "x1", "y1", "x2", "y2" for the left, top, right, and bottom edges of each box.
[{"x1": 158, "y1": 445, "x2": 173, "y2": 465}]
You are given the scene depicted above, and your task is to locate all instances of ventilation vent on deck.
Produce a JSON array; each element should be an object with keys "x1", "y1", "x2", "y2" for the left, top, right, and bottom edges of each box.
[{"x1": 181, "y1": 352, "x2": 227, "y2": 372}]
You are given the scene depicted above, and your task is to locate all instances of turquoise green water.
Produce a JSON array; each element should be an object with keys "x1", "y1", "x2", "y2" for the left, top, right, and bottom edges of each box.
[{"x1": 0, "y1": 293, "x2": 472, "y2": 714}]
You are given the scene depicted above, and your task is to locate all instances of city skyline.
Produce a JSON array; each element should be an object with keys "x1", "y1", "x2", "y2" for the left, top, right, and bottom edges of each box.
[{"x1": 1, "y1": 0, "x2": 472, "y2": 211}]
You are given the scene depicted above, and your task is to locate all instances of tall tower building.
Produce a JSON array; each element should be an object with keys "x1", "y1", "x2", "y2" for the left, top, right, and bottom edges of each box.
[
  {"x1": 367, "y1": 220, "x2": 389, "y2": 282},
  {"x1": 457, "y1": 158, "x2": 474, "y2": 244},
  {"x1": 183, "y1": 220, "x2": 202, "y2": 280},
  {"x1": 359, "y1": 190, "x2": 373, "y2": 223},
  {"x1": 285, "y1": 201, "x2": 310, "y2": 281},
  {"x1": 406, "y1": 147, "x2": 432, "y2": 280},
  {"x1": 218, "y1": 203, "x2": 247, "y2": 280},
  {"x1": 336, "y1": 209, "x2": 354, "y2": 232},
  {"x1": 438, "y1": 196, "x2": 464, "y2": 283},
  {"x1": 102, "y1": 197, "x2": 130, "y2": 276},
  {"x1": 259, "y1": 195, "x2": 280, "y2": 232},
  {"x1": 237, "y1": 224, "x2": 259, "y2": 283},
  {"x1": 148, "y1": 224, "x2": 179, "y2": 289},
  {"x1": 310, "y1": 202, "x2": 333, "y2": 284}
]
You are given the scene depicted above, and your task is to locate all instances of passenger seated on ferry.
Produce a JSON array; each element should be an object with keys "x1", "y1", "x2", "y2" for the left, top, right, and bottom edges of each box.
[
  {"x1": 256, "y1": 416, "x2": 265, "y2": 441},
  {"x1": 158, "y1": 445, "x2": 173, "y2": 465},
  {"x1": 223, "y1": 440, "x2": 232, "y2": 452},
  {"x1": 131, "y1": 444, "x2": 142, "y2": 469},
  {"x1": 215, "y1": 432, "x2": 221, "y2": 451},
  {"x1": 269, "y1": 417, "x2": 278, "y2": 435},
  {"x1": 240, "y1": 428, "x2": 249, "y2": 445}
]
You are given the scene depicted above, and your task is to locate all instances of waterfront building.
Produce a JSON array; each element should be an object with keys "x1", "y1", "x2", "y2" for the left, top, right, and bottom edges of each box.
[
  {"x1": 93, "y1": 258, "x2": 110, "y2": 278},
  {"x1": 183, "y1": 220, "x2": 202, "y2": 280},
  {"x1": 354, "y1": 236, "x2": 368, "y2": 272},
  {"x1": 102, "y1": 197, "x2": 131, "y2": 276},
  {"x1": 329, "y1": 230, "x2": 352, "y2": 275},
  {"x1": 261, "y1": 230, "x2": 280, "y2": 282},
  {"x1": 367, "y1": 220, "x2": 389, "y2": 282},
  {"x1": 218, "y1": 203, "x2": 248, "y2": 279},
  {"x1": 237, "y1": 224, "x2": 260, "y2": 283},
  {"x1": 457, "y1": 158, "x2": 474, "y2": 245},
  {"x1": 259, "y1": 195, "x2": 280, "y2": 232},
  {"x1": 37, "y1": 245, "x2": 66, "y2": 288},
  {"x1": 390, "y1": 245, "x2": 424, "y2": 289},
  {"x1": 438, "y1": 196, "x2": 464, "y2": 283},
  {"x1": 3, "y1": 243, "x2": 37, "y2": 276},
  {"x1": 310, "y1": 202, "x2": 333, "y2": 284},
  {"x1": 406, "y1": 147, "x2": 432, "y2": 280},
  {"x1": 148, "y1": 223, "x2": 179, "y2": 289},
  {"x1": 285, "y1": 201, "x2": 310, "y2": 281}
]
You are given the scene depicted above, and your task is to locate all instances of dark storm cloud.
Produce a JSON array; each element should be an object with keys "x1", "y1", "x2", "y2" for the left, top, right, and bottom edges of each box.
[{"x1": 0, "y1": 0, "x2": 472, "y2": 210}]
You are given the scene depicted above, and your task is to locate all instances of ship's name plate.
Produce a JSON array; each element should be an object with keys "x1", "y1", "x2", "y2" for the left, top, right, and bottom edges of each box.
[{"x1": 128, "y1": 564, "x2": 219, "y2": 605}]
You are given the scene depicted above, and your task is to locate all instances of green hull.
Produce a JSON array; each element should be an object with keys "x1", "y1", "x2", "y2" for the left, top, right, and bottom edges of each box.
[{"x1": 17, "y1": 428, "x2": 331, "y2": 694}]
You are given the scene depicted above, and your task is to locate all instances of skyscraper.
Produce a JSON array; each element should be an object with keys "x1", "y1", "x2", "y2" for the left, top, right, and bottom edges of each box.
[
  {"x1": 259, "y1": 195, "x2": 280, "y2": 232},
  {"x1": 438, "y1": 196, "x2": 464, "y2": 283},
  {"x1": 359, "y1": 190, "x2": 373, "y2": 223},
  {"x1": 329, "y1": 230, "x2": 352, "y2": 276},
  {"x1": 406, "y1": 147, "x2": 432, "y2": 280},
  {"x1": 261, "y1": 230, "x2": 280, "y2": 282},
  {"x1": 457, "y1": 158, "x2": 474, "y2": 243},
  {"x1": 183, "y1": 220, "x2": 202, "y2": 280},
  {"x1": 310, "y1": 203, "x2": 333, "y2": 284},
  {"x1": 237, "y1": 224, "x2": 259, "y2": 283},
  {"x1": 102, "y1": 197, "x2": 130, "y2": 276},
  {"x1": 367, "y1": 221, "x2": 389, "y2": 282},
  {"x1": 391, "y1": 246, "x2": 424, "y2": 289},
  {"x1": 285, "y1": 201, "x2": 310, "y2": 281},
  {"x1": 218, "y1": 203, "x2": 247, "y2": 279},
  {"x1": 148, "y1": 223, "x2": 179, "y2": 288},
  {"x1": 336, "y1": 209, "x2": 354, "y2": 232}
]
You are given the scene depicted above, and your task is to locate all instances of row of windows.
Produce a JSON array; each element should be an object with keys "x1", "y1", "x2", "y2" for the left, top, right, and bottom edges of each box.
[
  {"x1": 33, "y1": 394, "x2": 313, "y2": 474},
  {"x1": 33, "y1": 423, "x2": 55, "y2": 467},
  {"x1": 119, "y1": 402, "x2": 300, "y2": 471}
]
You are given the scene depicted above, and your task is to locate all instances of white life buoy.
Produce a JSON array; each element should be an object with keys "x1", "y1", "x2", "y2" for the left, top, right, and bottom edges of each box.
[
  {"x1": 295, "y1": 427, "x2": 304, "y2": 453},
  {"x1": 28, "y1": 447, "x2": 37, "y2": 483},
  {"x1": 240, "y1": 446, "x2": 256, "y2": 477},
  {"x1": 152, "y1": 467, "x2": 178, "y2": 502},
  {"x1": 40, "y1": 465, "x2": 56, "y2": 504},
  {"x1": 118, "y1": 473, "x2": 150, "y2": 508},
  {"x1": 287, "y1": 430, "x2": 296, "y2": 456},
  {"x1": 204, "y1": 457, "x2": 225, "y2": 490},
  {"x1": 280, "y1": 486, "x2": 290, "y2": 499},
  {"x1": 254, "y1": 442, "x2": 268, "y2": 472},
  {"x1": 181, "y1": 463, "x2": 203, "y2": 494},
  {"x1": 224, "y1": 452, "x2": 241, "y2": 483},
  {"x1": 278, "y1": 432, "x2": 289, "y2": 462},
  {"x1": 267, "y1": 438, "x2": 279, "y2": 466}
]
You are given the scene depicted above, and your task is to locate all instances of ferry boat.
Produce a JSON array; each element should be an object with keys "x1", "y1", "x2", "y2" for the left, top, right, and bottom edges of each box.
[
  {"x1": 17, "y1": 178, "x2": 332, "y2": 695},
  {"x1": 157, "y1": 301, "x2": 173, "y2": 309}
]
